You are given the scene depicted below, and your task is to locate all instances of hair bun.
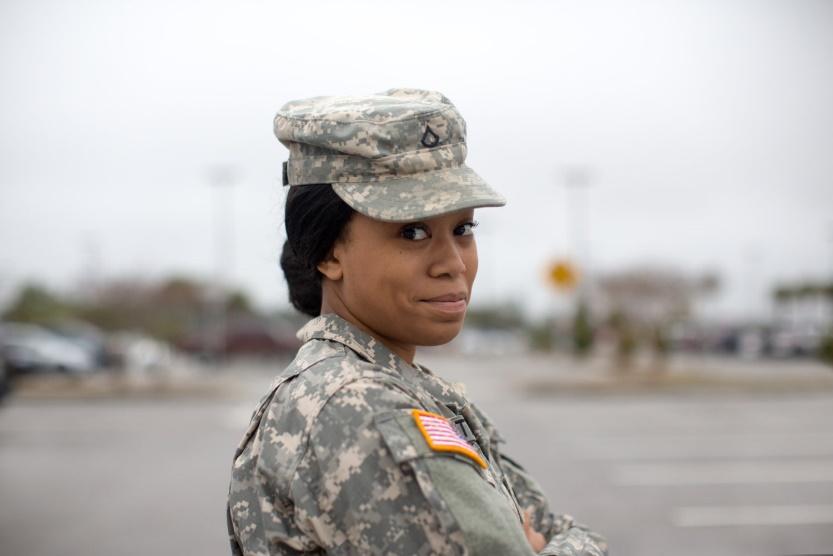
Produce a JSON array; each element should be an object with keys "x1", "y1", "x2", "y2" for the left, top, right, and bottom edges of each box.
[
  {"x1": 280, "y1": 239, "x2": 322, "y2": 317},
  {"x1": 280, "y1": 184, "x2": 354, "y2": 318}
]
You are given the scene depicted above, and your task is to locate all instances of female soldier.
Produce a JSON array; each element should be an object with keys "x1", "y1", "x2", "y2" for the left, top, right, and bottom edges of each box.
[{"x1": 227, "y1": 88, "x2": 607, "y2": 556}]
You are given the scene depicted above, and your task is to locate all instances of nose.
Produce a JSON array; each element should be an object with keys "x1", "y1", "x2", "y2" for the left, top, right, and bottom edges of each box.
[{"x1": 428, "y1": 233, "x2": 468, "y2": 278}]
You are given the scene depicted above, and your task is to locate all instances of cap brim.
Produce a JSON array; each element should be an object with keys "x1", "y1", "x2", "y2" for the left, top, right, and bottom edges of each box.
[{"x1": 331, "y1": 165, "x2": 506, "y2": 222}]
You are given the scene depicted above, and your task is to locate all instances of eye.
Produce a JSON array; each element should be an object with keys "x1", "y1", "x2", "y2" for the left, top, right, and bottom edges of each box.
[
  {"x1": 400, "y1": 223, "x2": 430, "y2": 241},
  {"x1": 455, "y1": 220, "x2": 479, "y2": 236}
]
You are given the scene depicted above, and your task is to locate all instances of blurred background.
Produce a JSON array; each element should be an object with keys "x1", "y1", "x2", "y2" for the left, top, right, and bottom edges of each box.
[{"x1": 1, "y1": 1, "x2": 832, "y2": 555}]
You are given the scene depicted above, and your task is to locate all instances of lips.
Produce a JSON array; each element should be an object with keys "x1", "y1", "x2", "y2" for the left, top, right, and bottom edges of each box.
[
  {"x1": 422, "y1": 292, "x2": 467, "y2": 302},
  {"x1": 419, "y1": 292, "x2": 468, "y2": 316}
]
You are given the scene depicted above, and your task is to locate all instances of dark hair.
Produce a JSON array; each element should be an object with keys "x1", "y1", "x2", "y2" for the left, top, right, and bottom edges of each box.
[{"x1": 280, "y1": 184, "x2": 355, "y2": 317}]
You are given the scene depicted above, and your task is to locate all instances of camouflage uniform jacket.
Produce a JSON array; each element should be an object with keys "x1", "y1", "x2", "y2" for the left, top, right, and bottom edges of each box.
[{"x1": 227, "y1": 313, "x2": 607, "y2": 556}]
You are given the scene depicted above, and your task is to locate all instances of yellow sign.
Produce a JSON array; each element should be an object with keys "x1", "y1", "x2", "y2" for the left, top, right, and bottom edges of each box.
[{"x1": 547, "y1": 260, "x2": 579, "y2": 291}]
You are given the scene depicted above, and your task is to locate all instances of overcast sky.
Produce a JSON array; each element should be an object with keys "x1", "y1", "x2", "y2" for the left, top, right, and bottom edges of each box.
[{"x1": 1, "y1": 0, "x2": 831, "y2": 320}]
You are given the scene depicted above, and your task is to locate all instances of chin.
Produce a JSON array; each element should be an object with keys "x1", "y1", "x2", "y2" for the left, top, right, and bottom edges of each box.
[{"x1": 413, "y1": 320, "x2": 465, "y2": 347}]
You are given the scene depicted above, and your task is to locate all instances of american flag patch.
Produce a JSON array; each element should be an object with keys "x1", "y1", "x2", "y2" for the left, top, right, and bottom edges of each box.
[{"x1": 411, "y1": 409, "x2": 487, "y2": 469}]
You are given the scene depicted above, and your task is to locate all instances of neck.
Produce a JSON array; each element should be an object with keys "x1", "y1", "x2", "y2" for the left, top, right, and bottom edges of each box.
[{"x1": 320, "y1": 294, "x2": 416, "y2": 365}]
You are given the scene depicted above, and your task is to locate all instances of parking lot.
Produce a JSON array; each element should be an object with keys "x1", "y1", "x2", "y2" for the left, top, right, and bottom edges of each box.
[{"x1": 1, "y1": 354, "x2": 832, "y2": 556}]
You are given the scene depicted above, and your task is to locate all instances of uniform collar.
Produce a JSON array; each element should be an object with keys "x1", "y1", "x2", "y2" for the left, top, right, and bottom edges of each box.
[{"x1": 296, "y1": 312, "x2": 420, "y2": 375}]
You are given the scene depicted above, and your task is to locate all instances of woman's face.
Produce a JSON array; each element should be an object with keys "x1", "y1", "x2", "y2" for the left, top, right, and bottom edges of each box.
[{"x1": 320, "y1": 208, "x2": 479, "y2": 354}]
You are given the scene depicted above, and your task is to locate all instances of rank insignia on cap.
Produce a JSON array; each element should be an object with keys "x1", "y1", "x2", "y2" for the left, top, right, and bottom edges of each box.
[
  {"x1": 420, "y1": 125, "x2": 440, "y2": 148},
  {"x1": 411, "y1": 409, "x2": 487, "y2": 469}
]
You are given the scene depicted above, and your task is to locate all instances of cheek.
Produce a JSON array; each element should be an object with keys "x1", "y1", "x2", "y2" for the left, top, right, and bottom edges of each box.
[
  {"x1": 347, "y1": 249, "x2": 412, "y2": 301},
  {"x1": 381, "y1": 251, "x2": 420, "y2": 299},
  {"x1": 465, "y1": 243, "x2": 479, "y2": 283}
]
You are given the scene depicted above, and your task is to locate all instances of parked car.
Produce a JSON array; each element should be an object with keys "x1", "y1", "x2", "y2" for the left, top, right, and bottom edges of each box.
[
  {"x1": 0, "y1": 323, "x2": 97, "y2": 374},
  {"x1": 49, "y1": 320, "x2": 110, "y2": 367},
  {"x1": 107, "y1": 332, "x2": 173, "y2": 372}
]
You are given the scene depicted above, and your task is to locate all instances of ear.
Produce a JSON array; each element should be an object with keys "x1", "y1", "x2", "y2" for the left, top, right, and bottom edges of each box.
[{"x1": 316, "y1": 244, "x2": 344, "y2": 281}]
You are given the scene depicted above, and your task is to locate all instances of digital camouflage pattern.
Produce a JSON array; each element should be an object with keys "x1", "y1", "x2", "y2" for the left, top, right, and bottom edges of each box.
[
  {"x1": 227, "y1": 313, "x2": 608, "y2": 555},
  {"x1": 274, "y1": 88, "x2": 506, "y2": 222}
]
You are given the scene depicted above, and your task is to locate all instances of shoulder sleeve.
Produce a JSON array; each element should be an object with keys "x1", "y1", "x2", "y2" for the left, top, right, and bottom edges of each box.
[{"x1": 289, "y1": 377, "x2": 539, "y2": 556}]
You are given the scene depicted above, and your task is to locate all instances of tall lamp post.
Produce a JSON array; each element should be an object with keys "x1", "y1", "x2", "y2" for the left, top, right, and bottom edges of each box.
[
  {"x1": 207, "y1": 166, "x2": 238, "y2": 361},
  {"x1": 562, "y1": 165, "x2": 595, "y2": 356},
  {"x1": 562, "y1": 166, "x2": 594, "y2": 300}
]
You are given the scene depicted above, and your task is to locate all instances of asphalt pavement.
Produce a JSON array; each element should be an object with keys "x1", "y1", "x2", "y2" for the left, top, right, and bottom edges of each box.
[{"x1": 1, "y1": 353, "x2": 831, "y2": 556}]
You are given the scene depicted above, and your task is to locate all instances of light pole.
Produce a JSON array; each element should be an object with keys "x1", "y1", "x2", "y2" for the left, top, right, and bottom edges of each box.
[
  {"x1": 207, "y1": 166, "x2": 238, "y2": 361},
  {"x1": 742, "y1": 244, "x2": 763, "y2": 323},
  {"x1": 562, "y1": 166, "x2": 594, "y2": 301},
  {"x1": 560, "y1": 165, "x2": 595, "y2": 356}
]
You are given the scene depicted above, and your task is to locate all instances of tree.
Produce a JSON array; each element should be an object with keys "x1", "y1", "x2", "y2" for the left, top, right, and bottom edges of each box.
[
  {"x1": 572, "y1": 299, "x2": 594, "y2": 357},
  {"x1": 2, "y1": 284, "x2": 74, "y2": 324}
]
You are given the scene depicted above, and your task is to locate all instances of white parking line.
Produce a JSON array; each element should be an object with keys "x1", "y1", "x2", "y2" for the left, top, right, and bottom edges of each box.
[
  {"x1": 672, "y1": 504, "x2": 833, "y2": 527},
  {"x1": 613, "y1": 460, "x2": 833, "y2": 485},
  {"x1": 572, "y1": 432, "x2": 833, "y2": 460}
]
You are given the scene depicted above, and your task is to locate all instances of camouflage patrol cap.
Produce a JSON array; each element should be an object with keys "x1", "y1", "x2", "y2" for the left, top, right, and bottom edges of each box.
[{"x1": 274, "y1": 88, "x2": 506, "y2": 222}]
